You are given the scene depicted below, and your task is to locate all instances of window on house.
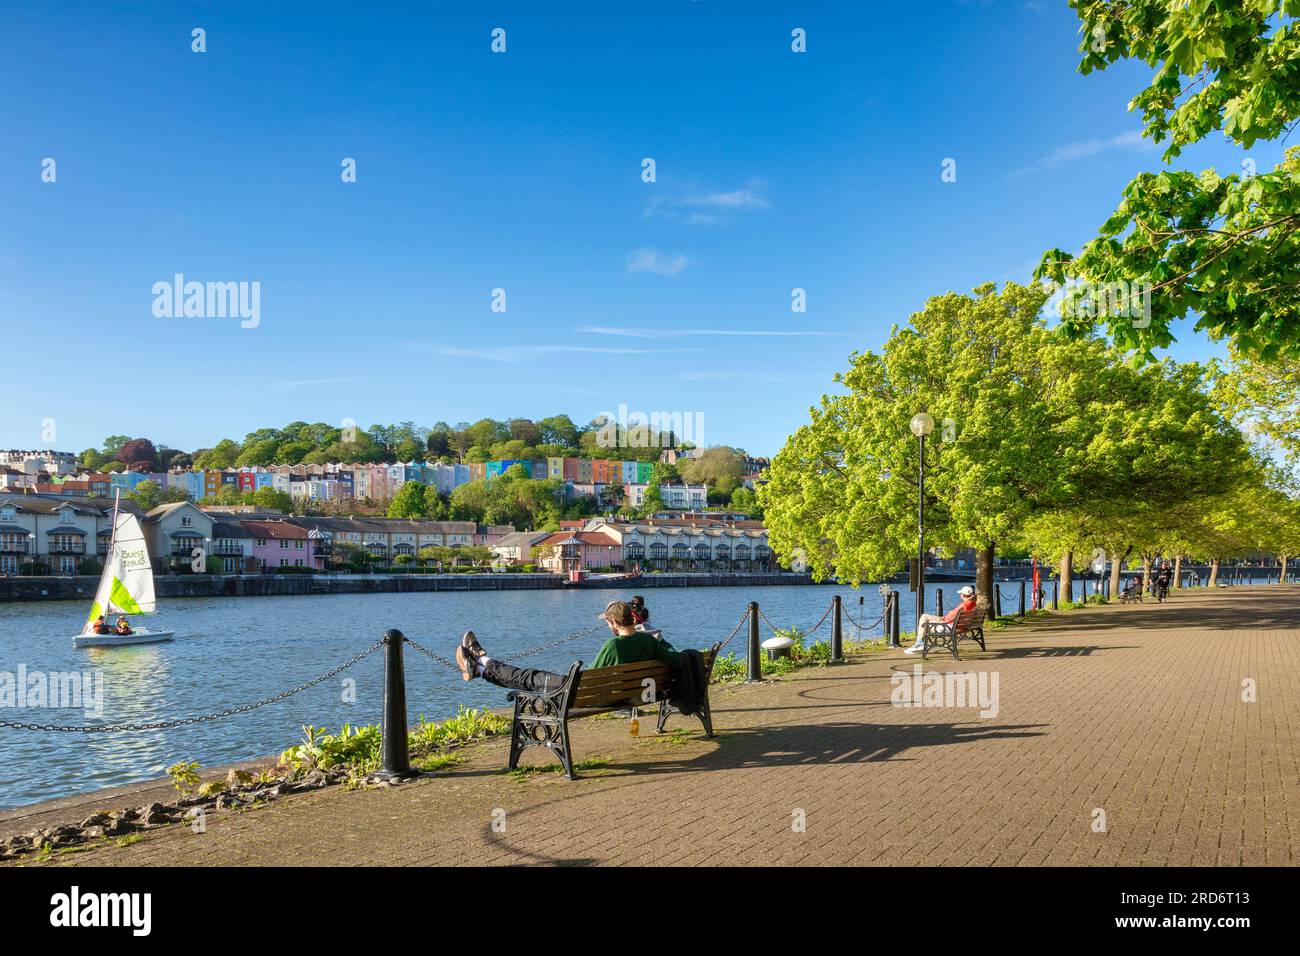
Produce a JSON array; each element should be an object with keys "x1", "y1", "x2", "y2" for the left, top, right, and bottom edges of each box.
[
  {"x1": 279, "y1": 539, "x2": 289, "y2": 549},
  {"x1": 294, "y1": 539, "x2": 303, "y2": 550},
  {"x1": 181, "y1": 516, "x2": 192, "y2": 527},
  {"x1": 59, "y1": 510, "x2": 74, "y2": 524}
]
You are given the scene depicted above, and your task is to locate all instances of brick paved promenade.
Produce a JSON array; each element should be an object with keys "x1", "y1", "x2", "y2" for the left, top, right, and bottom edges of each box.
[{"x1": 6, "y1": 585, "x2": 1298, "y2": 866}]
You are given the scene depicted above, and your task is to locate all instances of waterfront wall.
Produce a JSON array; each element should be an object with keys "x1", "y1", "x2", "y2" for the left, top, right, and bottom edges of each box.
[{"x1": 0, "y1": 571, "x2": 817, "y2": 603}]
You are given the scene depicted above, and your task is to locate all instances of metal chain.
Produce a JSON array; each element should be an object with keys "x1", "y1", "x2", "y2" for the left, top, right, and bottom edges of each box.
[
  {"x1": 843, "y1": 604, "x2": 887, "y2": 631},
  {"x1": 714, "y1": 608, "x2": 752, "y2": 652},
  {"x1": 758, "y1": 601, "x2": 834, "y2": 638},
  {"x1": 0, "y1": 640, "x2": 385, "y2": 733},
  {"x1": 504, "y1": 623, "x2": 608, "y2": 661},
  {"x1": 402, "y1": 634, "x2": 459, "y2": 670},
  {"x1": 402, "y1": 623, "x2": 609, "y2": 672}
]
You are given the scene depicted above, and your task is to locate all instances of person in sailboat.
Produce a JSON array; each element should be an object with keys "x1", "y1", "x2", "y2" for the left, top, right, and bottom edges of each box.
[
  {"x1": 91, "y1": 615, "x2": 111, "y2": 635},
  {"x1": 115, "y1": 616, "x2": 133, "y2": 636}
]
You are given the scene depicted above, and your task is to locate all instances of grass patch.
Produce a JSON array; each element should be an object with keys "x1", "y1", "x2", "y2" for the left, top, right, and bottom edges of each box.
[
  {"x1": 713, "y1": 630, "x2": 909, "y2": 682},
  {"x1": 644, "y1": 728, "x2": 692, "y2": 747},
  {"x1": 505, "y1": 755, "x2": 611, "y2": 777},
  {"x1": 413, "y1": 752, "x2": 465, "y2": 772}
]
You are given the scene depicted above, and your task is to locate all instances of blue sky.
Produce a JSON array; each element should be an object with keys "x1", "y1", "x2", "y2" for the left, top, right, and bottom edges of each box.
[{"x1": 1, "y1": 1, "x2": 1280, "y2": 457}]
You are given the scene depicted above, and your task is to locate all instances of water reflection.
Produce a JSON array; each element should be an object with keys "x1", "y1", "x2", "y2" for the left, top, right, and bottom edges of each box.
[{"x1": 0, "y1": 584, "x2": 911, "y2": 809}]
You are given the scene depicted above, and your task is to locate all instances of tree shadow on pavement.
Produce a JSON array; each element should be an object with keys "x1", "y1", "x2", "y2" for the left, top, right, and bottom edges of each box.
[{"x1": 474, "y1": 718, "x2": 1049, "y2": 782}]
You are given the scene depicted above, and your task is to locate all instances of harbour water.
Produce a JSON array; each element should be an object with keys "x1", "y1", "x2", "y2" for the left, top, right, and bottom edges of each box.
[{"x1": 0, "y1": 584, "x2": 912, "y2": 811}]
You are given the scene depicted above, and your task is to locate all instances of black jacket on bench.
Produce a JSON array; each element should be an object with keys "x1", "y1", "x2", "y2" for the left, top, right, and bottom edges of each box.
[{"x1": 668, "y1": 649, "x2": 708, "y2": 717}]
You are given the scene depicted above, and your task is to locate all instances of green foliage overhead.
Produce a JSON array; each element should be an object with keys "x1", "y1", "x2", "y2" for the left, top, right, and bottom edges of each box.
[
  {"x1": 759, "y1": 281, "x2": 1266, "y2": 589},
  {"x1": 1039, "y1": 1, "x2": 1300, "y2": 359}
]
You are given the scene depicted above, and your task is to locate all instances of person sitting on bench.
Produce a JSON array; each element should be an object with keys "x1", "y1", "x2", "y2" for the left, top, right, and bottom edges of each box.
[
  {"x1": 455, "y1": 599, "x2": 681, "y2": 690},
  {"x1": 904, "y1": 584, "x2": 977, "y2": 655}
]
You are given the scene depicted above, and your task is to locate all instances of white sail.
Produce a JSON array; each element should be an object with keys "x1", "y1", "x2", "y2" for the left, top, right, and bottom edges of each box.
[{"x1": 85, "y1": 512, "x2": 156, "y2": 631}]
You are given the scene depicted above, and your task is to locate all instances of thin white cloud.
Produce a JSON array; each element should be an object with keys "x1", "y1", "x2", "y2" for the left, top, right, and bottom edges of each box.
[
  {"x1": 625, "y1": 248, "x2": 690, "y2": 276},
  {"x1": 681, "y1": 187, "x2": 770, "y2": 210},
  {"x1": 579, "y1": 326, "x2": 853, "y2": 339},
  {"x1": 644, "y1": 178, "x2": 770, "y2": 224},
  {"x1": 1009, "y1": 129, "x2": 1155, "y2": 178},
  {"x1": 402, "y1": 342, "x2": 701, "y2": 364}
]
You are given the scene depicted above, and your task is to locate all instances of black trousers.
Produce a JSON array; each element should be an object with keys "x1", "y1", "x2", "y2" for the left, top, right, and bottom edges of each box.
[{"x1": 482, "y1": 659, "x2": 566, "y2": 694}]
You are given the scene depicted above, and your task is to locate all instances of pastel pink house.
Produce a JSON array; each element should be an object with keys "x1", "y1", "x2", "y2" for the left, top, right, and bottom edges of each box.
[{"x1": 240, "y1": 519, "x2": 322, "y2": 571}]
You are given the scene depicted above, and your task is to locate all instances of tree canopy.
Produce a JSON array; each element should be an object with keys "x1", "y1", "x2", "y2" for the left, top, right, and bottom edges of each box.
[{"x1": 1038, "y1": 1, "x2": 1300, "y2": 360}]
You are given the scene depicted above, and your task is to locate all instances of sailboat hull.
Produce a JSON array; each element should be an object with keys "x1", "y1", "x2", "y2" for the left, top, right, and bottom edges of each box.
[{"x1": 73, "y1": 629, "x2": 175, "y2": 650}]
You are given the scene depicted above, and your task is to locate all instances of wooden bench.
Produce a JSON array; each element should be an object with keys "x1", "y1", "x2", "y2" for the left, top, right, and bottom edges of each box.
[
  {"x1": 1119, "y1": 581, "x2": 1143, "y2": 604},
  {"x1": 506, "y1": 647, "x2": 719, "y2": 779},
  {"x1": 920, "y1": 606, "x2": 987, "y2": 661}
]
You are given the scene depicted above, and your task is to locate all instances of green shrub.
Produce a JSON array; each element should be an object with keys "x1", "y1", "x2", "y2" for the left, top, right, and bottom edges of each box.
[{"x1": 279, "y1": 723, "x2": 382, "y2": 773}]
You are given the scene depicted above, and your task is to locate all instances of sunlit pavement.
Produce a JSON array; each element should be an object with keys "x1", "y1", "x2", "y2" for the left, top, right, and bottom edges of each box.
[{"x1": 9, "y1": 584, "x2": 1298, "y2": 867}]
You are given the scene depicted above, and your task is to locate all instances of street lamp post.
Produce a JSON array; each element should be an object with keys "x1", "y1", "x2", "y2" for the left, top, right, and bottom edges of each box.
[{"x1": 909, "y1": 412, "x2": 935, "y2": 632}]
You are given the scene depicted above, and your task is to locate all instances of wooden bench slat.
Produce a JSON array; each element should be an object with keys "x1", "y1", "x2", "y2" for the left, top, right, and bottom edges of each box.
[{"x1": 508, "y1": 650, "x2": 718, "y2": 778}]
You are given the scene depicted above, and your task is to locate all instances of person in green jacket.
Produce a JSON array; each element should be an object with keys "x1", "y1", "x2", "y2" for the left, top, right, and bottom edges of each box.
[{"x1": 456, "y1": 599, "x2": 679, "y2": 690}]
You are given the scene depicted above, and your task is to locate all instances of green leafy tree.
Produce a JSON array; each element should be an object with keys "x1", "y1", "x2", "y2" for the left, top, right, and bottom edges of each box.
[
  {"x1": 127, "y1": 479, "x2": 161, "y2": 510},
  {"x1": 250, "y1": 487, "x2": 293, "y2": 512},
  {"x1": 388, "y1": 481, "x2": 430, "y2": 519},
  {"x1": 679, "y1": 447, "x2": 746, "y2": 496},
  {"x1": 237, "y1": 439, "x2": 281, "y2": 467},
  {"x1": 422, "y1": 485, "x2": 447, "y2": 520},
  {"x1": 194, "y1": 439, "x2": 241, "y2": 469},
  {"x1": 100, "y1": 435, "x2": 131, "y2": 458},
  {"x1": 538, "y1": 414, "x2": 581, "y2": 450},
  {"x1": 449, "y1": 479, "x2": 491, "y2": 522},
  {"x1": 759, "y1": 282, "x2": 1101, "y2": 608},
  {"x1": 1039, "y1": 1, "x2": 1300, "y2": 359},
  {"x1": 1212, "y1": 349, "x2": 1300, "y2": 457}
]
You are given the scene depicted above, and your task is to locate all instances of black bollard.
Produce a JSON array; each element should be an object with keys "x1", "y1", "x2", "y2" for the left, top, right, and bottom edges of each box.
[
  {"x1": 858, "y1": 595, "x2": 865, "y2": 641},
  {"x1": 935, "y1": 587, "x2": 944, "y2": 616},
  {"x1": 374, "y1": 628, "x2": 417, "y2": 782},
  {"x1": 994, "y1": 584, "x2": 1002, "y2": 618},
  {"x1": 1052, "y1": 579, "x2": 1059, "y2": 610},
  {"x1": 830, "y1": 595, "x2": 843, "y2": 663},
  {"x1": 890, "y1": 590, "x2": 901, "y2": 648},
  {"x1": 1018, "y1": 580, "x2": 1026, "y2": 617},
  {"x1": 746, "y1": 601, "x2": 762, "y2": 682}
]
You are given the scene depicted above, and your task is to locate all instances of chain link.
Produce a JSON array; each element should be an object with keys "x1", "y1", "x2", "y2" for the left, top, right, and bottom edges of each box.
[
  {"x1": 843, "y1": 608, "x2": 886, "y2": 631},
  {"x1": 758, "y1": 600, "x2": 834, "y2": 638},
  {"x1": 0, "y1": 640, "x2": 385, "y2": 733},
  {"x1": 401, "y1": 634, "x2": 459, "y2": 670},
  {"x1": 714, "y1": 608, "x2": 752, "y2": 652},
  {"x1": 503, "y1": 623, "x2": 608, "y2": 661}
]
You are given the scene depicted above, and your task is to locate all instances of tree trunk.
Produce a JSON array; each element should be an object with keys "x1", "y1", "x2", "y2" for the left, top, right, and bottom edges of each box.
[
  {"x1": 976, "y1": 544, "x2": 996, "y2": 620},
  {"x1": 1173, "y1": 554, "x2": 1183, "y2": 589},
  {"x1": 1141, "y1": 555, "x2": 1152, "y2": 592},
  {"x1": 1208, "y1": 558, "x2": 1220, "y2": 588},
  {"x1": 1060, "y1": 550, "x2": 1073, "y2": 605},
  {"x1": 1108, "y1": 547, "x2": 1129, "y2": 602},
  {"x1": 1281, "y1": 555, "x2": 1289, "y2": 584}
]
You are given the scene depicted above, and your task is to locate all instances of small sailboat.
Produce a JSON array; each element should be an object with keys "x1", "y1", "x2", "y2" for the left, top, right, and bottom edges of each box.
[{"x1": 73, "y1": 493, "x2": 174, "y2": 649}]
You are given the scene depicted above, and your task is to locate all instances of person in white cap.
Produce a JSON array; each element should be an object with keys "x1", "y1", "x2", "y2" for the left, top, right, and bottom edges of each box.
[{"x1": 904, "y1": 584, "x2": 979, "y2": 654}]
